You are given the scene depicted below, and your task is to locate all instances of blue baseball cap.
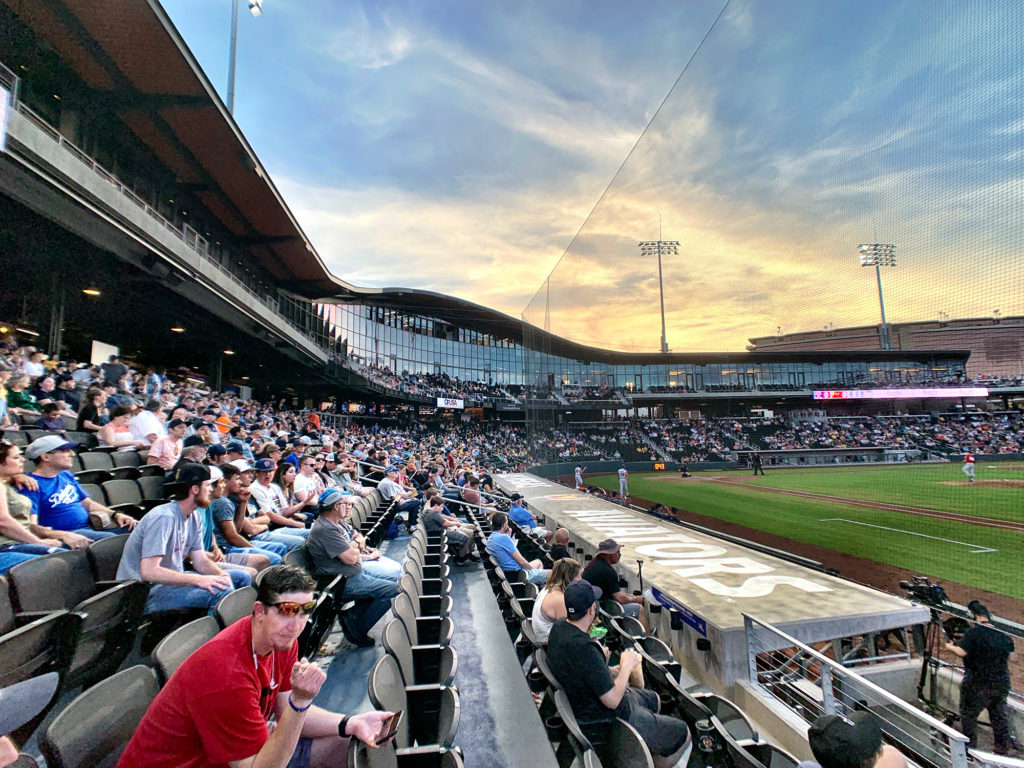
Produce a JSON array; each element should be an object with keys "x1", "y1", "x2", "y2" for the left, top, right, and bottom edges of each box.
[
  {"x1": 318, "y1": 489, "x2": 349, "y2": 508},
  {"x1": 254, "y1": 458, "x2": 275, "y2": 472}
]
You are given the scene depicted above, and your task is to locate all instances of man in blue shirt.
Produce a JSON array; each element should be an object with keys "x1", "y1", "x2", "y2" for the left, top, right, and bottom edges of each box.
[
  {"x1": 507, "y1": 494, "x2": 552, "y2": 543},
  {"x1": 20, "y1": 435, "x2": 137, "y2": 546},
  {"x1": 485, "y1": 512, "x2": 548, "y2": 584}
]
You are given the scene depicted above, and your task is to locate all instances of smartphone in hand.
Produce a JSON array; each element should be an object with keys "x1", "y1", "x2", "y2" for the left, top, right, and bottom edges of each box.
[{"x1": 374, "y1": 711, "x2": 403, "y2": 746}]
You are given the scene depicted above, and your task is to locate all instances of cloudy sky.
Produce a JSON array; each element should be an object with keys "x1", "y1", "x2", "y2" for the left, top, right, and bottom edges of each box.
[{"x1": 163, "y1": 0, "x2": 1022, "y2": 352}]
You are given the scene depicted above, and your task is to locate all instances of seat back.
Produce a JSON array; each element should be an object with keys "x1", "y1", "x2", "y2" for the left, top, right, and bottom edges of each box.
[
  {"x1": 0, "y1": 576, "x2": 15, "y2": 634},
  {"x1": 100, "y1": 479, "x2": 143, "y2": 507},
  {"x1": 136, "y1": 474, "x2": 165, "y2": 501},
  {"x1": 600, "y1": 719, "x2": 654, "y2": 768},
  {"x1": 283, "y1": 546, "x2": 315, "y2": 574},
  {"x1": 367, "y1": 655, "x2": 410, "y2": 746},
  {"x1": 78, "y1": 483, "x2": 106, "y2": 506},
  {"x1": 39, "y1": 665, "x2": 159, "y2": 768},
  {"x1": 391, "y1": 592, "x2": 418, "y2": 643},
  {"x1": 152, "y1": 616, "x2": 220, "y2": 686},
  {"x1": 214, "y1": 586, "x2": 257, "y2": 628},
  {"x1": 533, "y1": 647, "x2": 562, "y2": 692},
  {"x1": 554, "y1": 688, "x2": 595, "y2": 758},
  {"x1": 86, "y1": 535, "x2": 130, "y2": 582},
  {"x1": 0, "y1": 611, "x2": 83, "y2": 744},
  {"x1": 381, "y1": 618, "x2": 416, "y2": 686},
  {"x1": 9, "y1": 550, "x2": 94, "y2": 612},
  {"x1": 111, "y1": 451, "x2": 141, "y2": 468},
  {"x1": 79, "y1": 452, "x2": 114, "y2": 471},
  {"x1": 68, "y1": 581, "x2": 149, "y2": 689}
]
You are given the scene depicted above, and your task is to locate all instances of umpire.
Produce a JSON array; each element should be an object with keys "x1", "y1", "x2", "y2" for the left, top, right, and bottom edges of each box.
[{"x1": 945, "y1": 600, "x2": 1015, "y2": 754}]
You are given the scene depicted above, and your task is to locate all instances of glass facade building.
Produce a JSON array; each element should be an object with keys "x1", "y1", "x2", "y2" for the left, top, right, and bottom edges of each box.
[{"x1": 289, "y1": 300, "x2": 967, "y2": 392}]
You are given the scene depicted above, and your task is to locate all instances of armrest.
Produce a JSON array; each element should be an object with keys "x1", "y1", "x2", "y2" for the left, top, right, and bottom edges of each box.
[
  {"x1": 14, "y1": 610, "x2": 59, "y2": 626},
  {"x1": 95, "y1": 580, "x2": 125, "y2": 591},
  {"x1": 108, "y1": 503, "x2": 144, "y2": 519}
]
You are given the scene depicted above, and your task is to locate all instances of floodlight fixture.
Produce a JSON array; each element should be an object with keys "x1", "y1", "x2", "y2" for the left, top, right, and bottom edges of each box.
[
  {"x1": 639, "y1": 239, "x2": 680, "y2": 354},
  {"x1": 227, "y1": 0, "x2": 264, "y2": 113},
  {"x1": 857, "y1": 243, "x2": 897, "y2": 349}
]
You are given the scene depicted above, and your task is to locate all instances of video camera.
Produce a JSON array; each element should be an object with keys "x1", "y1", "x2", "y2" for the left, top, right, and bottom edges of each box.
[
  {"x1": 900, "y1": 576, "x2": 969, "y2": 640},
  {"x1": 899, "y1": 576, "x2": 949, "y2": 608}
]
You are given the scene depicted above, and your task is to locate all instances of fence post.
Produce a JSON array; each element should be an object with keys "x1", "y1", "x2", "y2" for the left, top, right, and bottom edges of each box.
[
  {"x1": 820, "y1": 665, "x2": 837, "y2": 715},
  {"x1": 743, "y1": 615, "x2": 759, "y2": 684}
]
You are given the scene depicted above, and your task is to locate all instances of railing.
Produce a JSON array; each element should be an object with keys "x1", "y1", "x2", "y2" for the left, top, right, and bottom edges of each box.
[
  {"x1": 1, "y1": 58, "x2": 298, "y2": 335},
  {"x1": 743, "y1": 613, "x2": 970, "y2": 768}
]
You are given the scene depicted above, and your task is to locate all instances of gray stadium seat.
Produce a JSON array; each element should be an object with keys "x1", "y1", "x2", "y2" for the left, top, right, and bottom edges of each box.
[
  {"x1": 0, "y1": 579, "x2": 81, "y2": 745},
  {"x1": 367, "y1": 654, "x2": 460, "y2": 750},
  {"x1": 39, "y1": 665, "x2": 159, "y2": 768},
  {"x1": 382, "y1": 617, "x2": 458, "y2": 686},
  {"x1": 214, "y1": 585, "x2": 256, "y2": 628},
  {"x1": 392, "y1": 592, "x2": 453, "y2": 648},
  {"x1": 598, "y1": 719, "x2": 654, "y2": 768},
  {"x1": 152, "y1": 616, "x2": 220, "y2": 685},
  {"x1": 8, "y1": 550, "x2": 148, "y2": 689},
  {"x1": 79, "y1": 452, "x2": 114, "y2": 471},
  {"x1": 86, "y1": 535, "x2": 129, "y2": 582}
]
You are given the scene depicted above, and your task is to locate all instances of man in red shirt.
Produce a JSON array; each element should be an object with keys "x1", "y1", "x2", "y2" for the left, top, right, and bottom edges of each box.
[{"x1": 117, "y1": 565, "x2": 392, "y2": 768}]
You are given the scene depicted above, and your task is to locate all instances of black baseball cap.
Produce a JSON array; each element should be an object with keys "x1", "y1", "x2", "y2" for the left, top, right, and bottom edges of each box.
[
  {"x1": 174, "y1": 462, "x2": 212, "y2": 489},
  {"x1": 182, "y1": 434, "x2": 205, "y2": 448},
  {"x1": 808, "y1": 712, "x2": 883, "y2": 767},
  {"x1": 564, "y1": 581, "x2": 602, "y2": 620}
]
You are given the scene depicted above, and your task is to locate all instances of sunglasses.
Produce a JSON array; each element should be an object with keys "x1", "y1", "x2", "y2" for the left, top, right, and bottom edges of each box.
[{"x1": 267, "y1": 600, "x2": 317, "y2": 617}]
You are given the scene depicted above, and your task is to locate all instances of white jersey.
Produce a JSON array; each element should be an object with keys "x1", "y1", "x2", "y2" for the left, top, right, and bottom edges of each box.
[
  {"x1": 574, "y1": 468, "x2": 583, "y2": 485},
  {"x1": 618, "y1": 468, "x2": 627, "y2": 481}
]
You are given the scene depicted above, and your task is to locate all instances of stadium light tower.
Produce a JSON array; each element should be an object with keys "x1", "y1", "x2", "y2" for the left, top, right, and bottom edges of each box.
[
  {"x1": 227, "y1": 0, "x2": 264, "y2": 114},
  {"x1": 857, "y1": 243, "x2": 896, "y2": 350},
  {"x1": 639, "y1": 231, "x2": 679, "y2": 354}
]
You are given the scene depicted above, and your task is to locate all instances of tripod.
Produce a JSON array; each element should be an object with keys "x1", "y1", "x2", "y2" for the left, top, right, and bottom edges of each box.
[{"x1": 915, "y1": 608, "x2": 958, "y2": 724}]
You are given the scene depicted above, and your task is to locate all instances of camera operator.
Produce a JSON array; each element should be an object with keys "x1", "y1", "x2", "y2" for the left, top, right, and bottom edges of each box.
[{"x1": 944, "y1": 600, "x2": 1015, "y2": 755}]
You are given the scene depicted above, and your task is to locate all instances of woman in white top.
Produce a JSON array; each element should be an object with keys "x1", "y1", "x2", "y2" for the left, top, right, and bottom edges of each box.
[{"x1": 532, "y1": 557, "x2": 583, "y2": 644}]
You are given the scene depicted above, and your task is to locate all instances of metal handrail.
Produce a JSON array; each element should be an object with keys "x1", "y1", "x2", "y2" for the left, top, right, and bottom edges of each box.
[{"x1": 744, "y1": 612, "x2": 970, "y2": 768}]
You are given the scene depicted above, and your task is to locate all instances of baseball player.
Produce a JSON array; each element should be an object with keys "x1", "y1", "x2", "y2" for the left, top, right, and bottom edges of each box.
[
  {"x1": 617, "y1": 465, "x2": 629, "y2": 499},
  {"x1": 962, "y1": 450, "x2": 975, "y2": 482}
]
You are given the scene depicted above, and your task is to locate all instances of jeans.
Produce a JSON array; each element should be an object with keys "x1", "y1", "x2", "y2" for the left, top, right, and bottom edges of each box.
[
  {"x1": 392, "y1": 498, "x2": 422, "y2": 527},
  {"x1": 0, "y1": 550, "x2": 43, "y2": 574},
  {"x1": 362, "y1": 556, "x2": 403, "y2": 581},
  {"x1": 341, "y1": 570, "x2": 399, "y2": 641},
  {"x1": 252, "y1": 530, "x2": 306, "y2": 552},
  {"x1": 226, "y1": 544, "x2": 283, "y2": 565},
  {"x1": 143, "y1": 569, "x2": 248, "y2": 614},
  {"x1": 72, "y1": 527, "x2": 120, "y2": 541}
]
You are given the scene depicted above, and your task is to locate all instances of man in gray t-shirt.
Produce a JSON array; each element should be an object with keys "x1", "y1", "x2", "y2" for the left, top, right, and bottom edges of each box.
[
  {"x1": 306, "y1": 490, "x2": 398, "y2": 647},
  {"x1": 306, "y1": 514, "x2": 360, "y2": 579},
  {"x1": 116, "y1": 463, "x2": 247, "y2": 614}
]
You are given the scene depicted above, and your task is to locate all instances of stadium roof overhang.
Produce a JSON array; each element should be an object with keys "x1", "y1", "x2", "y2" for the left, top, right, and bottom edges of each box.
[{"x1": 2, "y1": 0, "x2": 359, "y2": 298}]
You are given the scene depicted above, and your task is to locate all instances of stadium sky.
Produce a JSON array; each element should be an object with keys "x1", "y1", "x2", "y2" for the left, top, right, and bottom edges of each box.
[{"x1": 163, "y1": 0, "x2": 1022, "y2": 352}]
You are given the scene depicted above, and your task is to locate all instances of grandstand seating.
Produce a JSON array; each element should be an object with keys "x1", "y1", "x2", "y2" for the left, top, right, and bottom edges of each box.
[
  {"x1": 7, "y1": 550, "x2": 148, "y2": 690},
  {"x1": 152, "y1": 616, "x2": 220, "y2": 686},
  {"x1": 39, "y1": 665, "x2": 159, "y2": 768}
]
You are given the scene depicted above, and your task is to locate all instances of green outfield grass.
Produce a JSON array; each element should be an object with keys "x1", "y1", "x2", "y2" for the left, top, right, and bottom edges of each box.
[{"x1": 586, "y1": 466, "x2": 1024, "y2": 598}]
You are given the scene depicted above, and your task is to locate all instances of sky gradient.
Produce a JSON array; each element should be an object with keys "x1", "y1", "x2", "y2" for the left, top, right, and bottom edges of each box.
[{"x1": 163, "y1": 0, "x2": 1022, "y2": 352}]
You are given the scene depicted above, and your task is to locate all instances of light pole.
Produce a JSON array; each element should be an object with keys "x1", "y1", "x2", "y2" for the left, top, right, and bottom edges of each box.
[
  {"x1": 227, "y1": 0, "x2": 263, "y2": 114},
  {"x1": 639, "y1": 236, "x2": 679, "y2": 354},
  {"x1": 857, "y1": 243, "x2": 896, "y2": 350}
]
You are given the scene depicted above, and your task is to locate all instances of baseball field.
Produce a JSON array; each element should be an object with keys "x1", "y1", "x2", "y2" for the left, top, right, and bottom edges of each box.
[{"x1": 585, "y1": 463, "x2": 1024, "y2": 599}]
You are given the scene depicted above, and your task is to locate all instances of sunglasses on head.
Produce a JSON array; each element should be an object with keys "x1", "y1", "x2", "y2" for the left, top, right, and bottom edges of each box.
[{"x1": 266, "y1": 600, "x2": 317, "y2": 617}]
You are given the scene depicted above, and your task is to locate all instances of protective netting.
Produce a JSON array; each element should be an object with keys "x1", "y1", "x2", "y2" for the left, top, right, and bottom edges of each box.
[{"x1": 522, "y1": 0, "x2": 1023, "y2": 355}]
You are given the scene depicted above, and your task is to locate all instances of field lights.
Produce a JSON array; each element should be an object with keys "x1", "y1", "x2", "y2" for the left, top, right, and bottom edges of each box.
[{"x1": 857, "y1": 243, "x2": 896, "y2": 350}]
